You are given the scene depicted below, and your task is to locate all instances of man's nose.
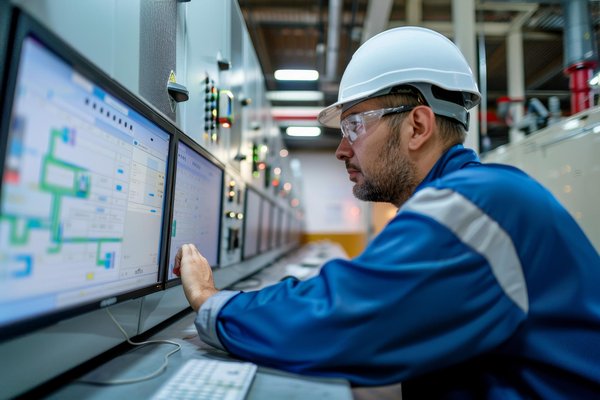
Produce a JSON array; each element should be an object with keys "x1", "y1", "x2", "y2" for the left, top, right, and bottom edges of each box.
[{"x1": 335, "y1": 136, "x2": 353, "y2": 160}]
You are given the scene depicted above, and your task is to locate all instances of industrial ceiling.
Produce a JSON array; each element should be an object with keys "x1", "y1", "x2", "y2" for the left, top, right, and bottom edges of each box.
[{"x1": 237, "y1": 0, "x2": 600, "y2": 151}]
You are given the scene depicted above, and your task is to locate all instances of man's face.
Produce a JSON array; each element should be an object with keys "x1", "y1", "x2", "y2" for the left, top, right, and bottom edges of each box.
[{"x1": 335, "y1": 98, "x2": 418, "y2": 206}]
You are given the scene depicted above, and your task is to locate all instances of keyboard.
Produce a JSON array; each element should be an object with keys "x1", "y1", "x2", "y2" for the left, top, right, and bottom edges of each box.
[{"x1": 151, "y1": 358, "x2": 257, "y2": 400}]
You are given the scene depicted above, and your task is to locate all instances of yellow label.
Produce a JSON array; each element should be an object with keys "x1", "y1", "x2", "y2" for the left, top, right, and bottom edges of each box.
[{"x1": 168, "y1": 70, "x2": 177, "y2": 83}]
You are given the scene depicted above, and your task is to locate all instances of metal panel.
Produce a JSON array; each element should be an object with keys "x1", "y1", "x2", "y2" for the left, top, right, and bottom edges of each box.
[
  {"x1": 12, "y1": 0, "x2": 141, "y2": 93},
  {"x1": 139, "y1": 0, "x2": 177, "y2": 120},
  {"x1": 482, "y1": 107, "x2": 600, "y2": 250},
  {"x1": 178, "y1": 0, "x2": 231, "y2": 161}
]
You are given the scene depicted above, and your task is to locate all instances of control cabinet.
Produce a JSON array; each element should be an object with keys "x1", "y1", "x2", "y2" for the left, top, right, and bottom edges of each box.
[
  {"x1": 482, "y1": 106, "x2": 600, "y2": 251},
  {"x1": 220, "y1": 170, "x2": 245, "y2": 267}
]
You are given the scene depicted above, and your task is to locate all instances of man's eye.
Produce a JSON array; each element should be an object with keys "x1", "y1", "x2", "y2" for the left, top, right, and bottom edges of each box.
[{"x1": 350, "y1": 120, "x2": 363, "y2": 130}]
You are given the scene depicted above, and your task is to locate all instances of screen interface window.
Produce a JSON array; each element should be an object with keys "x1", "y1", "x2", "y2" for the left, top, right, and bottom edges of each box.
[
  {"x1": 0, "y1": 37, "x2": 170, "y2": 327},
  {"x1": 167, "y1": 142, "x2": 222, "y2": 280}
]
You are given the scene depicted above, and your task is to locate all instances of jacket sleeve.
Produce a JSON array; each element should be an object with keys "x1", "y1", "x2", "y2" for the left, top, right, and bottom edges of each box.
[{"x1": 200, "y1": 187, "x2": 528, "y2": 386}]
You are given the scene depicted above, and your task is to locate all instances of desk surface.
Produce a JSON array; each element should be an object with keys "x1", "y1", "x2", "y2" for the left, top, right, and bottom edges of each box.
[
  {"x1": 47, "y1": 311, "x2": 352, "y2": 399},
  {"x1": 48, "y1": 241, "x2": 353, "y2": 399}
]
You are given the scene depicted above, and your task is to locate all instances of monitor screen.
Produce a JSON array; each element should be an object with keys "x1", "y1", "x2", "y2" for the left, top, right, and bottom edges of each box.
[
  {"x1": 259, "y1": 199, "x2": 272, "y2": 253},
  {"x1": 270, "y1": 206, "x2": 282, "y2": 249},
  {"x1": 242, "y1": 188, "x2": 261, "y2": 259},
  {"x1": 281, "y1": 211, "x2": 290, "y2": 245},
  {"x1": 166, "y1": 140, "x2": 223, "y2": 281},
  {"x1": 0, "y1": 22, "x2": 172, "y2": 339}
]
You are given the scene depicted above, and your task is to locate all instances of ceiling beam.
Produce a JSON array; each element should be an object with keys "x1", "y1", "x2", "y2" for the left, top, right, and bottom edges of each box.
[
  {"x1": 478, "y1": 2, "x2": 542, "y2": 13},
  {"x1": 526, "y1": 56, "x2": 565, "y2": 90},
  {"x1": 486, "y1": 90, "x2": 571, "y2": 99},
  {"x1": 508, "y1": 5, "x2": 539, "y2": 33},
  {"x1": 388, "y1": 20, "x2": 559, "y2": 39},
  {"x1": 240, "y1": 8, "x2": 277, "y2": 89}
]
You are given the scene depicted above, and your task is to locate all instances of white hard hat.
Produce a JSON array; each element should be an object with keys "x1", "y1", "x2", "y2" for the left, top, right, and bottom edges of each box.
[{"x1": 318, "y1": 26, "x2": 481, "y2": 129}]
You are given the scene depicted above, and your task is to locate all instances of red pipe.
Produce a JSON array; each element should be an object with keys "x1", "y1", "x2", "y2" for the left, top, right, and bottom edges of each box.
[{"x1": 565, "y1": 61, "x2": 596, "y2": 114}]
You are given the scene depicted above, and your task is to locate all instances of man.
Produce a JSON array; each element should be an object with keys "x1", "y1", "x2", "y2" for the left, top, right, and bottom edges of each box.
[{"x1": 175, "y1": 27, "x2": 600, "y2": 397}]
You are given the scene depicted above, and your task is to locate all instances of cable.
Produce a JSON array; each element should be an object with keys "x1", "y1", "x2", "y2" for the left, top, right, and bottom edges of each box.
[{"x1": 77, "y1": 308, "x2": 182, "y2": 385}]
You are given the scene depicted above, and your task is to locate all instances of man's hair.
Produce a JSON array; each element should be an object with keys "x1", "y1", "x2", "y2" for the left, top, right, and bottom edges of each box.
[{"x1": 375, "y1": 87, "x2": 467, "y2": 146}]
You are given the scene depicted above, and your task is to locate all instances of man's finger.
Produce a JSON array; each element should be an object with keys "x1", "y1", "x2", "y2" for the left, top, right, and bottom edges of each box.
[{"x1": 182, "y1": 243, "x2": 193, "y2": 258}]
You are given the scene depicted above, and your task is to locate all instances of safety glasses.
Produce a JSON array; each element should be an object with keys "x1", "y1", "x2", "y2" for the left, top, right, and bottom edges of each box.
[{"x1": 340, "y1": 105, "x2": 416, "y2": 145}]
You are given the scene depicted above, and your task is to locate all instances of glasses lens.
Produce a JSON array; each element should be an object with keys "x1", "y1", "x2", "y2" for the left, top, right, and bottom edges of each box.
[
  {"x1": 340, "y1": 107, "x2": 412, "y2": 144},
  {"x1": 341, "y1": 114, "x2": 365, "y2": 143}
]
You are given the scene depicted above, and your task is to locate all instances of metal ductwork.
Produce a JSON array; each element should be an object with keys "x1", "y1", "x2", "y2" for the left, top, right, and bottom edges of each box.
[
  {"x1": 325, "y1": 0, "x2": 342, "y2": 82},
  {"x1": 562, "y1": 0, "x2": 598, "y2": 114}
]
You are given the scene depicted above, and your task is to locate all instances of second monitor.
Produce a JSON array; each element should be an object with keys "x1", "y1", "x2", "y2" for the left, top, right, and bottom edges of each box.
[{"x1": 166, "y1": 137, "x2": 223, "y2": 283}]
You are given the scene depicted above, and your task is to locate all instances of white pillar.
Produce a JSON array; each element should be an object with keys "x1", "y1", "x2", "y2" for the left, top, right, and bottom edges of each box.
[
  {"x1": 406, "y1": 0, "x2": 422, "y2": 26},
  {"x1": 452, "y1": 0, "x2": 479, "y2": 152},
  {"x1": 507, "y1": 28, "x2": 525, "y2": 143}
]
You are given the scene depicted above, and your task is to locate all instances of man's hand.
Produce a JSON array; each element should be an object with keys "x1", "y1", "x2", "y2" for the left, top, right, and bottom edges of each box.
[{"x1": 173, "y1": 244, "x2": 219, "y2": 311}]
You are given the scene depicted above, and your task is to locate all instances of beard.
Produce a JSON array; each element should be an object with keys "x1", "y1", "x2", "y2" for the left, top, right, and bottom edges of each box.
[{"x1": 350, "y1": 139, "x2": 418, "y2": 206}]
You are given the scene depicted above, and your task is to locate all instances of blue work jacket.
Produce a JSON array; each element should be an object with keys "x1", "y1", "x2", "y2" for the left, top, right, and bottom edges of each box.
[{"x1": 195, "y1": 144, "x2": 600, "y2": 398}]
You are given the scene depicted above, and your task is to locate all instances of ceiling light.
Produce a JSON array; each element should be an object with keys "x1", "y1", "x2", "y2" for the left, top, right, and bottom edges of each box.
[
  {"x1": 274, "y1": 69, "x2": 319, "y2": 81},
  {"x1": 271, "y1": 106, "x2": 321, "y2": 122},
  {"x1": 286, "y1": 126, "x2": 321, "y2": 137},
  {"x1": 266, "y1": 91, "x2": 324, "y2": 102},
  {"x1": 563, "y1": 119, "x2": 582, "y2": 131}
]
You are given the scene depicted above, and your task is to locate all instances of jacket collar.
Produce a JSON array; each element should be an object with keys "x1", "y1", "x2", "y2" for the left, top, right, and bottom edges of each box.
[{"x1": 415, "y1": 144, "x2": 480, "y2": 191}]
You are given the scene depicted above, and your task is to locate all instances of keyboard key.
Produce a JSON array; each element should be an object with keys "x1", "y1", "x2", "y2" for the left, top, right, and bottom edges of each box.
[{"x1": 151, "y1": 359, "x2": 257, "y2": 400}]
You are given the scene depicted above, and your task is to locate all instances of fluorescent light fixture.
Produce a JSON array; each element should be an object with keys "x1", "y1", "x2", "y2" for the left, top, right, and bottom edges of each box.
[
  {"x1": 275, "y1": 69, "x2": 319, "y2": 81},
  {"x1": 267, "y1": 91, "x2": 324, "y2": 102},
  {"x1": 286, "y1": 126, "x2": 321, "y2": 137},
  {"x1": 563, "y1": 119, "x2": 582, "y2": 131},
  {"x1": 271, "y1": 106, "x2": 321, "y2": 121}
]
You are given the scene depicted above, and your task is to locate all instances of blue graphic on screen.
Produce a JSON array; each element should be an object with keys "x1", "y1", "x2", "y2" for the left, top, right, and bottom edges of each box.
[
  {"x1": 167, "y1": 142, "x2": 222, "y2": 280},
  {"x1": 0, "y1": 37, "x2": 170, "y2": 328}
]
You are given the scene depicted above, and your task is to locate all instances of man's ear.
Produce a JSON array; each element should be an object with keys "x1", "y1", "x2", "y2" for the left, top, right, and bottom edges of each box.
[{"x1": 407, "y1": 106, "x2": 436, "y2": 151}]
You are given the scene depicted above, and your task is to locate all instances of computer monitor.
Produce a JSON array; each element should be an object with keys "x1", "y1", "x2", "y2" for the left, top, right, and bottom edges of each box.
[
  {"x1": 0, "y1": 12, "x2": 173, "y2": 341},
  {"x1": 242, "y1": 188, "x2": 261, "y2": 260},
  {"x1": 270, "y1": 206, "x2": 282, "y2": 249},
  {"x1": 166, "y1": 137, "x2": 223, "y2": 284},
  {"x1": 282, "y1": 211, "x2": 291, "y2": 245},
  {"x1": 0, "y1": 4, "x2": 14, "y2": 115},
  {"x1": 259, "y1": 199, "x2": 272, "y2": 253}
]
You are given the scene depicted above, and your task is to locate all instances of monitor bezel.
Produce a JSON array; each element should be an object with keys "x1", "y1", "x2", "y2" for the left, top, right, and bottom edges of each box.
[
  {"x1": 164, "y1": 132, "x2": 225, "y2": 289},
  {"x1": 271, "y1": 205, "x2": 284, "y2": 249},
  {"x1": 242, "y1": 186, "x2": 263, "y2": 260},
  {"x1": 0, "y1": 9, "x2": 176, "y2": 342},
  {"x1": 0, "y1": 4, "x2": 17, "y2": 120},
  {"x1": 259, "y1": 196, "x2": 274, "y2": 254}
]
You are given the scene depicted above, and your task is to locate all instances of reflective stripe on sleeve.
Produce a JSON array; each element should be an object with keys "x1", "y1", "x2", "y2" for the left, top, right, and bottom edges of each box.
[{"x1": 401, "y1": 187, "x2": 529, "y2": 313}]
